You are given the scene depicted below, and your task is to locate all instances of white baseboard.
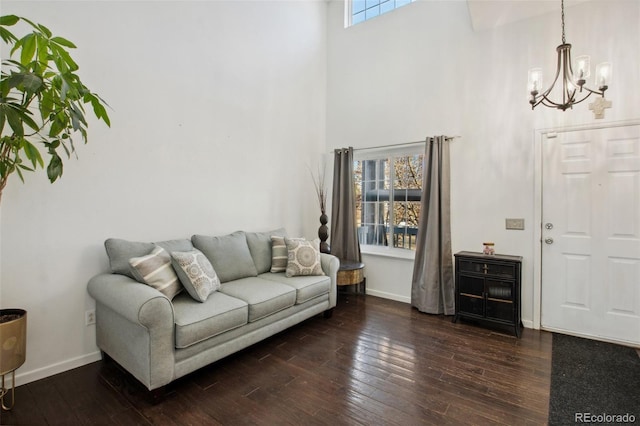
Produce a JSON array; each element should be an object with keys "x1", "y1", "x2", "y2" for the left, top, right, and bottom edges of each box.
[
  {"x1": 365, "y1": 289, "x2": 411, "y2": 304},
  {"x1": 9, "y1": 351, "x2": 102, "y2": 388}
]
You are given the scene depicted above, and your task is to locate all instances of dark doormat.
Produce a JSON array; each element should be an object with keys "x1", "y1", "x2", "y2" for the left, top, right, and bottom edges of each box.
[{"x1": 548, "y1": 333, "x2": 640, "y2": 425}]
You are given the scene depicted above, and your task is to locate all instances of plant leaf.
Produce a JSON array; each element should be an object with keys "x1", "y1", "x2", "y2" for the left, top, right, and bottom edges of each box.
[
  {"x1": 3, "y1": 104, "x2": 24, "y2": 137},
  {"x1": 22, "y1": 139, "x2": 44, "y2": 168},
  {"x1": 0, "y1": 27, "x2": 17, "y2": 44},
  {"x1": 0, "y1": 15, "x2": 20, "y2": 26},
  {"x1": 20, "y1": 34, "x2": 36, "y2": 65},
  {"x1": 51, "y1": 36, "x2": 76, "y2": 48},
  {"x1": 47, "y1": 151, "x2": 63, "y2": 182},
  {"x1": 36, "y1": 23, "x2": 52, "y2": 38}
]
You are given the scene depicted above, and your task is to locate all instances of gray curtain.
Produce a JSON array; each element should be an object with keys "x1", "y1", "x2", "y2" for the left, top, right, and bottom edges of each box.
[
  {"x1": 411, "y1": 136, "x2": 454, "y2": 315},
  {"x1": 330, "y1": 147, "x2": 361, "y2": 262}
]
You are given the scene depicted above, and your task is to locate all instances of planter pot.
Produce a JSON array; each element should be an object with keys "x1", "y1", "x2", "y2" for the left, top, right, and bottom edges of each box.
[{"x1": 0, "y1": 308, "x2": 27, "y2": 410}]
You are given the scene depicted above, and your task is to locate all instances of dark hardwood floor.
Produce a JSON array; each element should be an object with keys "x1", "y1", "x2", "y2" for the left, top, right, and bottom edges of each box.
[{"x1": 0, "y1": 294, "x2": 552, "y2": 425}]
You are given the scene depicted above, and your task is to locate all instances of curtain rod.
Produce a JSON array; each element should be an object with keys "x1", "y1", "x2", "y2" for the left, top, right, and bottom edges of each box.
[{"x1": 330, "y1": 136, "x2": 459, "y2": 154}]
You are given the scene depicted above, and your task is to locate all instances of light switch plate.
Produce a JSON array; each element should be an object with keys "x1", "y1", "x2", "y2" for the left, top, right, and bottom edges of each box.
[{"x1": 506, "y1": 218, "x2": 525, "y2": 230}]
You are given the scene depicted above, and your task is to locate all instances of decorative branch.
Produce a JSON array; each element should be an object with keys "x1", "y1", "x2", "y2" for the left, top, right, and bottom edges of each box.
[{"x1": 309, "y1": 160, "x2": 327, "y2": 215}]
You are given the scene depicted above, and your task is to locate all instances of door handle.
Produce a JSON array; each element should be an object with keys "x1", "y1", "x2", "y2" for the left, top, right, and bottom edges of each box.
[{"x1": 545, "y1": 238, "x2": 554, "y2": 244}]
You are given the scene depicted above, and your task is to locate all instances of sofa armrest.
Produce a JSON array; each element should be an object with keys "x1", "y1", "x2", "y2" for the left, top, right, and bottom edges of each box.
[
  {"x1": 320, "y1": 253, "x2": 340, "y2": 309},
  {"x1": 88, "y1": 273, "x2": 174, "y2": 327},
  {"x1": 87, "y1": 273, "x2": 175, "y2": 390}
]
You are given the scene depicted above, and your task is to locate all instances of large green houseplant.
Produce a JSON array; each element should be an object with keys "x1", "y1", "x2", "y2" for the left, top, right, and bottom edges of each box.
[
  {"x1": 0, "y1": 15, "x2": 110, "y2": 203},
  {"x1": 0, "y1": 15, "x2": 110, "y2": 410}
]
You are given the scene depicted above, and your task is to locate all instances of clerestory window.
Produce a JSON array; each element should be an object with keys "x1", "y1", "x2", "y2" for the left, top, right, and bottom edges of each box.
[
  {"x1": 348, "y1": 0, "x2": 414, "y2": 26},
  {"x1": 354, "y1": 146, "x2": 424, "y2": 251}
]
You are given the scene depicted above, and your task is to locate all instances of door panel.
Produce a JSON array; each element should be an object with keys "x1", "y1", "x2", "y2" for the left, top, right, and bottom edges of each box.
[{"x1": 542, "y1": 125, "x2": 640, "y2": 345}]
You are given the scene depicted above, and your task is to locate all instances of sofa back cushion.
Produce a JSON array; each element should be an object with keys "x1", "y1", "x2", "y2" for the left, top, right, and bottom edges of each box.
[
  {"x1": 105, "y1": 238, "x2": 193, "y2": 279},
  {"x1": 192, "y1": 231, "x2": 258, "y2": 283},
  {"x1": 245, "y1": 228, "x2": 287, "y2": 274}
]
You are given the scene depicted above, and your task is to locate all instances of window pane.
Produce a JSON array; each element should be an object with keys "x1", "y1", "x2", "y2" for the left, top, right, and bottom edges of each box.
[
  {"x1": 352, "y1": 11, "x2": 366, "y2": 25},
  {"x1": 380, "y1": 0, "x2": 394, "y2": 15},
  {"x1": 365, "y1": 6, "x2": 380, "y2": 20},
  {"x1": 365, "y1": 0, "x2": 380, "y2": 9},
  {"x1": 353, "y1": 0, "x2": 366, "y2": 14}
]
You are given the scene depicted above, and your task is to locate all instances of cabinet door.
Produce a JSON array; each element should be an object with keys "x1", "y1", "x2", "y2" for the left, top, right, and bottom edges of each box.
[{"x1": 485, "y1": 278, "x2": 515, "y2": 322}]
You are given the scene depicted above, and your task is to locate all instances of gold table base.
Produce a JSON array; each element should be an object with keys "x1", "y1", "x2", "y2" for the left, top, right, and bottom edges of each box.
[{"x1": 1, "y1": 370, "x2": 17, "y2": 410}]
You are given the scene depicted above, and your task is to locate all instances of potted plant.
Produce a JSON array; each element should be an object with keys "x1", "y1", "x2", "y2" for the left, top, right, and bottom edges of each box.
[{"x1": 0, "y1": 15, "x2": 110, "y2": 409}]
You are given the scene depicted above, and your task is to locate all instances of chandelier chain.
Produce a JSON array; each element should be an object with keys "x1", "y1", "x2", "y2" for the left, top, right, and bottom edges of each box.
[{"x1": 561, "y1": 0, "x2": 566, "y2": 44}]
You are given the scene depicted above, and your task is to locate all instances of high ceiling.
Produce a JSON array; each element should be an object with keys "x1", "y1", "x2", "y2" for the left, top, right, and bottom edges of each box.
[{"x1": 466, "y1": 0, "x2": 592, "y2": 31}]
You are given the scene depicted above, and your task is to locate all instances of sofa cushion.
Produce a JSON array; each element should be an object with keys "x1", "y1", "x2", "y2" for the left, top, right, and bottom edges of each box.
[
  {"x1": 219, "y1": 277, "x2": 296, "y2": 322},
  {"x1": 245, "y1": 228, "x2": 287, "y2": 274},
  {"x1": 171, "y1": 250, "x2": 221, "y2": 302},
  {"x1": 105, "y1": 238, "x2": 193, "y2": 279},
  {"x1": 129, "y1": 246, "x2": 183, "y2": 300},
  {"x1": 172, "y1": 292, "x2": 248, "y2": 348},
  {"x1": 285, "y1": 238, "x2": 324, "y2": 278},
  {"x1": 258, "y1": 273, "x2": 331, "y2": 304},
  {"x1": 192, "y1": 231, "x2": 258, "y2": 283}
]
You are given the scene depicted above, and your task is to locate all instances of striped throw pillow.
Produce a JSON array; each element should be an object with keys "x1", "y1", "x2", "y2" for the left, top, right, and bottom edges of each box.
[
  {"x1": 270, "y1": 236, "x2": 288, "y2": 273},
  {"x1": 129, "y1": 246, "x2": 183, "y2": 299}
]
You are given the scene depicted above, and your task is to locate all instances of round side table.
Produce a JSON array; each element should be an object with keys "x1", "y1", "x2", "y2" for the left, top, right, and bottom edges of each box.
[{"x1": 337, "y1": 260, "x2": 366, "y2": 294}]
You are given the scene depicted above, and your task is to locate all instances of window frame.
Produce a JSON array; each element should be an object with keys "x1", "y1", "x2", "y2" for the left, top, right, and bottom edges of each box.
[
  {"x1": 345, "y1": 0, "x2": 415, "y2": 27},
  {"x1": 354, "y1": 144, "x2": 424, "y2": 258}
]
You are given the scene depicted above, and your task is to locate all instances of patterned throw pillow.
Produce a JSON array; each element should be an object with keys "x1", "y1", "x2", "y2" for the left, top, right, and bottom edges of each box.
[
  {"x1": 284, "y1": 238, "x2": 324, "y2": 278},
  {"x1": 129, "y1": 246, "x2": 183, "y2": 299},
  {"x1": 270, "y1": 236, "x2": 289, "y2": 273},
  {"x1": 170, "y1": 250, "x2": 221, "y2": 302}
]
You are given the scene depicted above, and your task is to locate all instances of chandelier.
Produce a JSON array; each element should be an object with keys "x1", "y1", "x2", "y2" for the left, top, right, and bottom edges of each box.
[{"x1": 528, "y1": 0, "x2": 612, "y2": 117}]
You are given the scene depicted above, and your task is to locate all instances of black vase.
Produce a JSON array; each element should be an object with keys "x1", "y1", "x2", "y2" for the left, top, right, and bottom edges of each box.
[{"x1": 318, "y1": 213, "x2": 330, "y2": 253}]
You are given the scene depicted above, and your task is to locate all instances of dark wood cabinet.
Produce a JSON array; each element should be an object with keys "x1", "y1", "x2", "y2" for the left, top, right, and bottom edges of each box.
[{"x1": 453, "y1": 251, "x2": 522, "y2": 337}]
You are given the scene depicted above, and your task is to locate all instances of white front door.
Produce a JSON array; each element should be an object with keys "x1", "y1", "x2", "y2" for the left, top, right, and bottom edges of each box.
[{"x1": 541, "y1": 124, "x2": 640, "y2": 345}]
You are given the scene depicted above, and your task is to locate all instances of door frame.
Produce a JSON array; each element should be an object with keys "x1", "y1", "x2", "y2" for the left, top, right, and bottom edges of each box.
[{"x1": 532, "y1": 119, "x2": 640, "y2": 331}]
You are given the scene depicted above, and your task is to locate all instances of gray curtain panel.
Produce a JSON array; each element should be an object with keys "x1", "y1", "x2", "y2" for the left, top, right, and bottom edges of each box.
[
  {"x1": 411, "y1": 136, "x2": 455, "y2": 315},
  {"x1": 330, "y1": 147, "x2": 361, "y2": 262}
]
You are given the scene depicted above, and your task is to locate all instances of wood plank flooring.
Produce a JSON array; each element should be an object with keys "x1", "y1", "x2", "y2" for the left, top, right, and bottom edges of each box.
[{"x1": 0, "y1": 295, "x2": 552, "y2": 425}]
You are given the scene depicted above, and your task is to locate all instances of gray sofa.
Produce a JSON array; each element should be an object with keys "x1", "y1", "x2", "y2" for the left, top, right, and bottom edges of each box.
[{"x1": 87, "y1": 229, "x2": 339, "y2": 392}]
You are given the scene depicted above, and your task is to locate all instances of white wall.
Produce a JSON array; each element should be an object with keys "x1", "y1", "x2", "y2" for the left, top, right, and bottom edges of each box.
[
  {"x1": 0, "y1": 0, "x2": 327, "y2": 385},
  {"x1": 327, "y1": 1, "x2": 640, "y2": 323}
]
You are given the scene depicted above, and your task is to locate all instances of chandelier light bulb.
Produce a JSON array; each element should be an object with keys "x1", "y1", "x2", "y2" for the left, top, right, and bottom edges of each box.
[
  {"x1": 596, "y1": 62, "x2": 611, "y2": 90},
  {"x1": 575, "y1": 55, "x2": 590, "y2": 80},
  {"x1": 528, "y1": 68, "x2": 543, "y2": 93}
]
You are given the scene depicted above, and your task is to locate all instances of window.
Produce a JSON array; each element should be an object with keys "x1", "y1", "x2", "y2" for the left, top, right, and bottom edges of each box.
[
  {"x1": 349, "y1": 0, "x2": 414, "y2": 26},
  {"x1": 354, "y1": 146, "x2": 424, "y2": 251}
]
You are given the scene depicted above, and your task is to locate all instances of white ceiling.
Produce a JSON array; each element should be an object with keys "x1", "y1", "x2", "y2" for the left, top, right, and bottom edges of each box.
[{"x1": 466, "y1": 0, "x2": 592, "y2": 31}]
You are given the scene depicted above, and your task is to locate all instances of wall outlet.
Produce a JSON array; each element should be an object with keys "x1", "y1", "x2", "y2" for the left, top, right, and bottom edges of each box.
[
  {"x1": 505, "y1": 218, "x2": 525, "y2": 230},
  {"x1": 85, "y1": 309, "x2": 96, "y2": 326}
]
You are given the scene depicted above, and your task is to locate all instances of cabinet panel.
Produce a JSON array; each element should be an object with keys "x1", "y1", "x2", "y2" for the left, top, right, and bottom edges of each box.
[
  {"x1": 459, "y1": 295, "x2": 484, "y2": 316},
  {"x1": 459, "y1": 275, "x2": 484, "y2": 296}
]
